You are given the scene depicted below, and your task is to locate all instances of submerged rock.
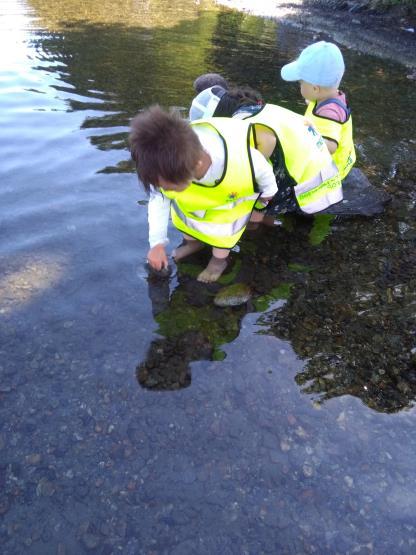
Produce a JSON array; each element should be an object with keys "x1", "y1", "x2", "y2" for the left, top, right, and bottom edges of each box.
[
  {"x1": 214, "y1": 283, "x2": 252, "y2": 307},
  {"x1": 320, "y1": 168, "x2": 391, "y2": 217}
]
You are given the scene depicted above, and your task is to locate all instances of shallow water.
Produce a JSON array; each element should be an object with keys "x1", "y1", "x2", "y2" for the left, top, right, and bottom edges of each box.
[{"x1": 1, "y1": 0, "x2": 416, "y2": 553}]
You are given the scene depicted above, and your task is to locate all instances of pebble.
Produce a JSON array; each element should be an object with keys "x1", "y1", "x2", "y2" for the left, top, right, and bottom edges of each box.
[
  {"x1": 214, "y1": 283, "x2": 251, "y2": 307},
  {"x1": 25, "y1": 453, "x2": 42, "y2": 465},
  {"x1": 82, "y1": 532, "x2": 100, "y2": 550},
  {"x1": 303, "y1": 464, "x2": 314, "y2": 477},
  {"x1": 36, "y1": 478, "x2": 55, "y2": 497},
  {"x1": 344, "y1": 475, "x2": 354, "y2": 488}
]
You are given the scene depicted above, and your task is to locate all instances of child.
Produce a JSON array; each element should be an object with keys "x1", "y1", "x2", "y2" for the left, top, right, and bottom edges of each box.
[
  {"x1": 129, "y1": 105, "x2": 277, "y2": 283},
  {"x1": 193, "y1": 73, "x2": 229, "y2": 94},
  {"x1": 281, "y1": 41, "x2": 356, "y2": 180},
  {"x1": 189, "y1": 86, "x2": 342, "y2": 216}
]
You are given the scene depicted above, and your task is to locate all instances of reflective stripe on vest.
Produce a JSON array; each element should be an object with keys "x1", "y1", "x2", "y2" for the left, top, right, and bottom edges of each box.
[
  {"x1": 241, "y1": 103, "x2": 342, "y2": 212},
  {"x1": 294, "y1": 160, "x2": 342, "y2": 214},
  {"x1": 190, "y1": 192, "x2": 260, "y2": 217},
  {"x1": 172, "y1": 199, "x2": 252, "y2": 237}
]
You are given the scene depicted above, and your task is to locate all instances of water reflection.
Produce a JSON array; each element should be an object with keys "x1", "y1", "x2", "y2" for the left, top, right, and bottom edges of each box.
[
  {"x1": 138, "y1": 256, "x2": 249, "y2": 390},
  {"x1": 28, "y1": 0, "x2": 216, "y2": 29},
  {"x1": 25, "y1": 0, "x2": 224, "y2": 174}
]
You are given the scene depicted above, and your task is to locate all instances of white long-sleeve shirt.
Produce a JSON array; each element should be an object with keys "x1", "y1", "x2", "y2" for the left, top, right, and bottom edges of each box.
[{"x1": 148, "y1": 125, "x2": 278, "y2": 247}]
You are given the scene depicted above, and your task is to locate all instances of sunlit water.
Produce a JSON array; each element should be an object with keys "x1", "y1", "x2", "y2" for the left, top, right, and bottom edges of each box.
[{"x1": 1, "y1": 0, "x2": 416, "y2": 553}]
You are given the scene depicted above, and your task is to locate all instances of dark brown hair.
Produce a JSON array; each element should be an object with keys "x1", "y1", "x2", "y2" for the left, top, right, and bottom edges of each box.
[
  {"x1": 129, "y1": 105, "x2": 203, "y2": 192},
  {"x1": 213, "y1": 87, "x2": 264, "y2": 117}
]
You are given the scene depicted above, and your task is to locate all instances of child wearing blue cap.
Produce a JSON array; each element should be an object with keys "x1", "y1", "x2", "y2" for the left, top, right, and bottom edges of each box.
[{"x1": 281, "y1": 41, "x2": 356, "y2": 180}]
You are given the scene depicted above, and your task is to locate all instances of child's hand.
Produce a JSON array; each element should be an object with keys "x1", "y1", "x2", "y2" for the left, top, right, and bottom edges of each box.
[{"x1": 147, "y1": 244, "x2": 168, "y2": 270}]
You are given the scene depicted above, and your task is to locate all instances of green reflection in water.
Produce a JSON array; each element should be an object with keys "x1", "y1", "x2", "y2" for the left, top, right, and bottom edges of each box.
[
  {"x1": 309, "y1": 214, "x2": 335, "y2": 246},
  {"x1": 28, "y1": 0, "x2": 218, "y2": 30},
  {"x1": 287, "y1": 263, "x2": 313, "y2": 273},
  {"x1": 253, "y1": 283, "x2": 293, "y2": 312},
  {"x1": 138, "y1": 275, "x2": 248, "y2": 389},
  {"x1": 155, "y1": 291, "x2": 241, "y2": 344}
]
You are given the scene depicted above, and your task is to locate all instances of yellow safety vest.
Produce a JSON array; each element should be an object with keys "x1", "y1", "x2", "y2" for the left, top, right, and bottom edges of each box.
[
  {"x1": 305, "y1": 98, "x2": 356, "y2": 180},
  {"x1": 240, "y1": 103, "x2": 343, "y2": 214},
  {"x1": 162, "y1": 118, "x2": 260, "y2": 249}
]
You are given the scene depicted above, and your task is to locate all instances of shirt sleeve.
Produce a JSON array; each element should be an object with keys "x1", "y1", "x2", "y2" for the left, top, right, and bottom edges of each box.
[
  {"x1": 316, "y1": 103, "x2": 347, "y2": 123},
  {"x1": 250, "y1": 147, "x2": 278, "y2": 198},
  {"x1": 148, "y1": 188, "x2": 171, "y2": 248}
]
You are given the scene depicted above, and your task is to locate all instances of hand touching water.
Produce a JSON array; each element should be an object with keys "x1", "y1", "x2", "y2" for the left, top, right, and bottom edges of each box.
[{"x1": 147, "y1": 244, "x2": 168, "y2": 270}]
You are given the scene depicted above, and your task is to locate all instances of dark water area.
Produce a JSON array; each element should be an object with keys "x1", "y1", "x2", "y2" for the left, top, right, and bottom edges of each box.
[{"x1": 1, "y1": 0, "x2": 416, "y2": 553}]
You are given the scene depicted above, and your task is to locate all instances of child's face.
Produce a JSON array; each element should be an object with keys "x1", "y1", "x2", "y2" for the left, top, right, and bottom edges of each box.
[{"x1": 299, "y1": 80, "x2": 319, "y2": 101}]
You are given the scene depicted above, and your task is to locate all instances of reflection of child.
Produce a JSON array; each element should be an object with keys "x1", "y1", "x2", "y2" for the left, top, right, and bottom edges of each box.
[
  {"x1": 129, "y1": 106, "x2": 277, "y2": 282},
  {"x1": 281, "y1": 41, "x2": 356, "y2": 179}
]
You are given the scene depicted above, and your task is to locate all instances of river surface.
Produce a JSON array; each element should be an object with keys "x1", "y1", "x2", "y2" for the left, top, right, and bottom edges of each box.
[{"x1": 1, "y1": 0, "x2": 416, "y2": 553}]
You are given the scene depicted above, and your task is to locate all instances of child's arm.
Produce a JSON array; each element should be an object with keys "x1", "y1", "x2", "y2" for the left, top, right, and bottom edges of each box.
[
  {"x1": 147, "y1": 189, "x2": 171, "y2": 270},
  {"x1": 254, "y1": 128, "x2": 277, "y2": 159},
  {"x1": 324, "y1": 138, "x2": 338, "y2": 154},
  {"x1": 250, "y1": 147, "x2": 278, "y2": 202}
]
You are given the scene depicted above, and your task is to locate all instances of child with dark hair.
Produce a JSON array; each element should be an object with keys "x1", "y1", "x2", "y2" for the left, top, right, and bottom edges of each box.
[
  {"x1": 193, "y1": 73, "x2": 229, "y2": 94},
  {"x1": 189, "y1": 86, "x2": 342, "y2": 217},
  {"x1": 130, "y1": 105, "x2": 278, "y2": 282}
]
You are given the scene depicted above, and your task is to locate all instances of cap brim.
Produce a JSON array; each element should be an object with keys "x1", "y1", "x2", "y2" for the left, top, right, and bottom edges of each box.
[{"x1": 281, "y1": 61, "x2": 301, "y2": 82}]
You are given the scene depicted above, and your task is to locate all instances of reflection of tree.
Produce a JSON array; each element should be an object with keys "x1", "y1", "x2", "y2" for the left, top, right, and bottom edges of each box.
[
  {"x1": 28, "y1": 0, "x2": 216, "y2": 30},
  {"x1": 208, "y1": 10, "x2": 279, "y2": 98},
  {"x1": 26, "y1": 0, "x2": 221, "y2": 172}
]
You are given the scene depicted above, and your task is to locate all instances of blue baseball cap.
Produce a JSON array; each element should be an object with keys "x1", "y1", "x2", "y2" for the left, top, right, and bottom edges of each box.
[{"x1": 281, "y1": 41, "x2": 345, "y2": 87}]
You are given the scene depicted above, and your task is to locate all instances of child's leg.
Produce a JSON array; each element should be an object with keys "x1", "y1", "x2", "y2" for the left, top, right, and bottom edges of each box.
[
  {"x1": 172, "y1": 233, "x2": 205, "y2": 261},
  {"x1": 197, "y1": 247, "x2": 229, "y2": 283},
  {"x1": 246, "y1": 209, "x2": 265, "y2": 231},
  {"x1": 250, "y1": 210, "x2": 265, "y2": 223}
]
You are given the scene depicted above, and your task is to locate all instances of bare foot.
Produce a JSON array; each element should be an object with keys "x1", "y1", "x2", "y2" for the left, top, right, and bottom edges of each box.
[
  {"x1": 172, "y1": 240, "x2": 204, "y2": 262},
  {"x1": 197, "y1": 256, "x2": 228, "y2": 283}
]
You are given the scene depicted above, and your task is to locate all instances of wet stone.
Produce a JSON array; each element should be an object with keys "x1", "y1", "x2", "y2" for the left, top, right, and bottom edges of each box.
[
  {"x1": 36, "y1": 478, "x2": 55, "y2": 497},
  {"x1": 214, "y1": 283, "x2": 252, "y2": 307},
  {"x1": 302, "y1": 464, "x2": 314, "y2": 478},
  {"x1": 74, "y1": 478, "x2": 90, "y2": 499},
  {"x1": 82, "y1": 532, "x2": 100, "y2": 550},
  {"x1": 25, "y1": 453, "x2": 42, "y2": 465}
]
